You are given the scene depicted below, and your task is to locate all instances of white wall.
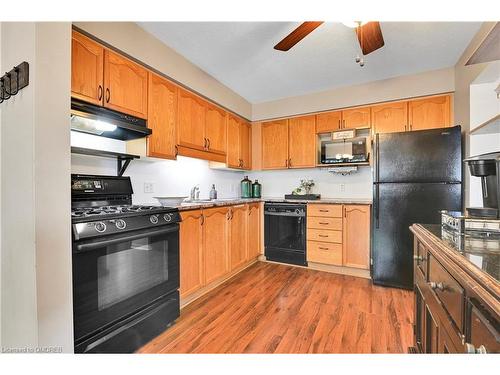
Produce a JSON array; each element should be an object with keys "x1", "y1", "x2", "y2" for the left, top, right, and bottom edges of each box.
[
  {"x1": 1, "y1": 22, "x2": 73, "y2": 352},
  {"x1": 248, "y1": 167, "x2": 372, "y2": 199},
  {"x1": 71, "y1": 132, "x2": 245, "y2": 203}
]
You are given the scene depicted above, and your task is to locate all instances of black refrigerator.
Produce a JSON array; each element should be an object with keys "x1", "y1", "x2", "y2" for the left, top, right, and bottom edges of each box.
[{"x1": 372, "y1": 125, "x2": 462, "y2": 290}]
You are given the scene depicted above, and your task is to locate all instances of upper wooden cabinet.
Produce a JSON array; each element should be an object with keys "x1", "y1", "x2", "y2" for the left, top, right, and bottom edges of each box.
[
  {"x1": 71, "y1": 31, "x2": 104, "y2": 105},
  {"x1": 288, "y1": 115, "x2": 316, "y2": 168},
  {"x1": 226, "y1": 115, "x2": 251, "y2": 170},
  {"x1": 103, "y1": 50, "x2": 148, "y2": 119},
  {"x1": 409, "y1": 95, "x2": 451, "y2": 131},
  {"x1": 229, "y1": 205, "x2": 249, "y2": 271},
  {"x1": 177, "y1": 88, "x2": 207, "y2": 151},
  {"x1": 146, "y1": 73, "x2": 177, "y2": 159},
  {"x1": 205, "y1": 103, "x2": 227, "y2": 155},
  {"x1": 261, "y1": 120, "x2": 289, "y2": 169},
  {"x1": 316, "y1": 111, "x2": 342, "y2": 133},
  {"x1": 342, "y1": 106, "x2": 371, "y2": 129},
  {"x1": 372, "y1": 101, "x2": 408, "y2": 134},
  {"x1": 342, "y1": 205, "x2": 370, "y2": 270},
  {"x1": 179, "y1": 210, "x2": 204, "y2": 298}
]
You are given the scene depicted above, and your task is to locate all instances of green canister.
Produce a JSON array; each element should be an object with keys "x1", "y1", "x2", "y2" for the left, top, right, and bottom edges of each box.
[
  {"x1": 252, "y1": 179, "x2": 262, "y2": 198},
  {"x1": 240, "y1": 175, "x2": 252, "y2": 198}
]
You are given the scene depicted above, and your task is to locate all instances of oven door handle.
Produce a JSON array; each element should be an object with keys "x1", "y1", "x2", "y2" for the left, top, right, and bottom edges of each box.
[{"x1": 74, "y1": 225, "x2": 179, "y2": 253}]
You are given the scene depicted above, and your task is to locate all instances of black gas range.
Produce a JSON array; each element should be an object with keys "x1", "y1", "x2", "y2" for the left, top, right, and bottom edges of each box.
[{"x1": 71, "y1": 174, "x2": 180, "y2": 353}]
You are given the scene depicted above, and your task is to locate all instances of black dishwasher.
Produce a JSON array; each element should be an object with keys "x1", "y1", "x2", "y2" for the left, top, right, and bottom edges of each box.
[{"x1": 264, "y1": 203, "x2": 307, "y2": 266}]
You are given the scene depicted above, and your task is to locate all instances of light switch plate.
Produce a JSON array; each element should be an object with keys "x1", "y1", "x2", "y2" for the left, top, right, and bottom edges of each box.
[{"x1": 144, "y1": 182, "x2": 154, "y2": 193}]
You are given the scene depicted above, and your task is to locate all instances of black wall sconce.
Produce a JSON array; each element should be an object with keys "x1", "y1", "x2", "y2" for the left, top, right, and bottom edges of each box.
[{"x1": 0, "y1": 61, "x2": 29, "y2": 104}]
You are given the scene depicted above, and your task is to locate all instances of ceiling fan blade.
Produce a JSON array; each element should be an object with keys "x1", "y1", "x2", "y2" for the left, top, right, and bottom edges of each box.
[
  {"x1": 274, "y1": 21, "x2": 324, "y2": 51},
  {"x1": 356, "y1": 22, "x2": 385, "y2": 55}
]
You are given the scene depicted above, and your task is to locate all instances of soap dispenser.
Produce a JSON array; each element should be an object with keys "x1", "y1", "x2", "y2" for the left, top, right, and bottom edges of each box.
[{"x1": 209, "y1": 184, "x2": 218, "y2": 200}]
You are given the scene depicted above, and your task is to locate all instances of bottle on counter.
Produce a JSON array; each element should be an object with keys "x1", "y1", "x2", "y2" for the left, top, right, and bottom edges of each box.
[
  {"x1": 240, "y1": 176, "x2": 252, "y2": 198},
  {"x1": 252, "y1": 179, "x2": 262, "y2": 198},
  {"x1": 209, "y1": 184, "x2": 218, "y2": 200}
]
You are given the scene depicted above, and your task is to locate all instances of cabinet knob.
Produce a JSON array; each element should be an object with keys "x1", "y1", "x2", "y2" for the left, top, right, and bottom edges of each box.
[
  {"x1": 98, "y1": 85, "x2": 103, "y2": 101},
  {"x1": 428, "y1": 281, "x2": 445, "y2": 291},
  {"x1": 465, "y1": 343, "x2": 488, "y2": 354},
  {"x1": 105, "y1": 88, "x2": 110, "y2": 103},
  {"x1": 413, "y1": 255, "x2": 424, "y2": 261}
]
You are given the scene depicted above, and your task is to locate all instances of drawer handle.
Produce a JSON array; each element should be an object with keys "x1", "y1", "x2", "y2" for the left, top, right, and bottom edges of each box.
[
  {"x1": 318, "y1": 247, "x2": 329, "y2": 250},
  {"x1": 429, "y1": 281, "x2": 445, "y2": 291},
  {"x1": 318, "y1": 234, "x2": 328, "y2": 238},
  {"x1": 319, "y1": 209, "x2": 329, "y2": 212},
  {"x1": 319, "y1": 222, "x2": 330, "y2": 225}
]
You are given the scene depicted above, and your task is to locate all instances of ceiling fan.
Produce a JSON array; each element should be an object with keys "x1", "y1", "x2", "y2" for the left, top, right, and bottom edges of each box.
[{"x1": 274, "y1": 21, "x2": 385, "y2": 65}]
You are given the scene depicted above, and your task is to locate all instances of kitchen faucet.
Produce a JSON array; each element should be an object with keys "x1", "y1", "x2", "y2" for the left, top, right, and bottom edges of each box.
[{"x1": 189, "y1": 185, "x2": 200, "y2": 201}]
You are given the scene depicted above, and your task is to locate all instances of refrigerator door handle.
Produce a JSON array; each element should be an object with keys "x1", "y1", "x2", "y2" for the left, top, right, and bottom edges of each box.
[
  {"x1": 374, "y1": 184, "x2": 380, "y2": 229},
  {"x1": 375, "y1": 133, "x2": 380, "y2": 182}
]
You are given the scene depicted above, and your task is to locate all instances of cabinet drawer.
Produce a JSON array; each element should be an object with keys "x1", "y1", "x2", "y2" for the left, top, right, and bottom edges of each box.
[
  {"x1": 428, "y1": 255, "x2": 464, "y2": 332},
  {"x1": 307, "y1": 217, "x2": 342, "y2": 230},
  {"x1": 469, "y1": 301, "x2": 500, "y2": 354},
  {"x1": 307, "y1": 229, "x2": 342, "y2": 243},
  {"x1": 308, "y1": 204, "x2": 342, "y2": 218},
  {"x1": 307, "y1": 241, "x2": 342, "y2": 265},
  {"x1": 415, "y1": 241, "x2": 428, "y2": 279}
]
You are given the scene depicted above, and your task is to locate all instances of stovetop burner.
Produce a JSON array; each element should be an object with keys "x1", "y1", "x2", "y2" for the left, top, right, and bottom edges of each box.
[{"x1": 71, "y1": 204, "x2": 174, "y2": 219}]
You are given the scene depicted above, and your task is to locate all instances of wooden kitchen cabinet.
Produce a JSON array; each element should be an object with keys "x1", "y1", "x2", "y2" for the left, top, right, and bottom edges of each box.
[
  {"x1": 229, "y1": 205, "x2": 249, "y2": 271},
  {"x1": 240, "y1": 121, "x2": 252, "y2": 169},
  {"x1": 203, "y1": 207, "x2": 230, "y2": 284},
  {"x1": 261, "y1": 120, "x2": 289, "y2": 169},
  {"x1": 342, "y1": 106, "x2": 371, "y2": 129},
  {"x1": 71, "y1": 31, "x2": 104, "y2": 105},
  {"x1": 179, "y1": 210, "x2": 204, "y2": 298},
  {"x1": 226, "y1": 114, "x2": 251, "y2": 170},
  {"x1": 288, "y1": 115, "x2": 316, "y2": 168},
  {"x1": 247, "y1": 203, "x2": 261, "y2": 259},
  {"x1": 205, "y1": 103, "x2": 227, "y2": 155},
  {"x1": 103, "y1": 50, "x2": 148, "y2": 119},
  {"x1": 177, "y1": 88, "x2": 207, "y2": 151},
  {"x1": 371, "y1": 101, "x2": 408, "y2": 134},
  {"x1": 316, "y1": 111, "x2": 342, "y2": 133},
  {"x1": 146, "y1": 73, "x2": 178, "y2": 159},
  {"x1": 409, "y1": 95, "x2": 451, "y2": 131},
  {"x1": 342, "y1": 204, "x2": 370, "y2": 269}
]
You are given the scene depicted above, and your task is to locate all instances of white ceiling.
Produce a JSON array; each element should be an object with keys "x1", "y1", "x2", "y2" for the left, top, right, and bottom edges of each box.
[{"x1": 138, "y1": 22, "x2": 482, "y2": 103}]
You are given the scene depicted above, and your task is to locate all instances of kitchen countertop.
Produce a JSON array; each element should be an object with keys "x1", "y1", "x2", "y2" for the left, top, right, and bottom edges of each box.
[
  {"x1": 411, "y1": 224, "x2": 499, "y2": 296},
  {"x1": 175, "y1": 197, "x2": 372, "y2": 211}
]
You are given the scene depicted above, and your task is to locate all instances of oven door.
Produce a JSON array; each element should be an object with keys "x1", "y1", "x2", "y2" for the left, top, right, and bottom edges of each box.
[{"x1": 72, "y1": 224, "x2": 179, "y2": 343}]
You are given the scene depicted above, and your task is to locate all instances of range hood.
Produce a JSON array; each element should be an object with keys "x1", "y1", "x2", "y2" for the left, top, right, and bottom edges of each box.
[{"x1": 70, "y1": 99, "x2": 152, "y2": 141}]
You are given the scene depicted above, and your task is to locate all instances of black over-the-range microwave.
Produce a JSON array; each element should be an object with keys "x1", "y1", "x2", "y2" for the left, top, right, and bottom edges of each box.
[{"x1": 319, "y1": 129, "x2": 370, "y2": 164}]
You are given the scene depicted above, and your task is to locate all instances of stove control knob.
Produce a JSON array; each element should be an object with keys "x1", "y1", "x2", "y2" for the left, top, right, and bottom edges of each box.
[
  {"x1": 164, "y1": 213, "x2": 172, "y2": 222},
  {"x1": 150, "y1": 215, "x2": 159, "y2": 224},
  {"x1": 295, "y1": 209, "x2": 301, "y2": 215},
  {"x1": 95, "y1": 222, "x2": 107, "y2": 233},
  {"x1": 115, "y1": 219, "x2": 126, "y2": 230}
]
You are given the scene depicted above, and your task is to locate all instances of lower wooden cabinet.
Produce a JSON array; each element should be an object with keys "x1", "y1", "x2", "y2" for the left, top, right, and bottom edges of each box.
[
  {"x1": 179, "y1": 204, "x2": 261, "y2": 301},
  {"x1": 203, "y1": 207, "x2": 230, "y2": 285},
  {"x1": 247, "y1": 203, "x2": 261, "y2": 259},
  {"x1": 342, "y1": 205, "x2": 371, "y2": 270},
  {"x1": 306, "y1": 203, "x2": 370, "y2": 270}
]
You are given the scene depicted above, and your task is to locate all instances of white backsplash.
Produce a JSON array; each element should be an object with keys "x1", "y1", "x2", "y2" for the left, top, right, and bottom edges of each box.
[
  {"x1": 71, "y1": 131, "x2": 244, "y2": 204},
  {"x1": 248, "y1": 167, "x2": 373, "y2": 199}
]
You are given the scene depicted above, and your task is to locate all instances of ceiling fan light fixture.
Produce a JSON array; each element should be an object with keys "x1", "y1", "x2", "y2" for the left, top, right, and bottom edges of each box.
[{"x1": 341, "y1": 21, "x2": 367, "y2": 28}]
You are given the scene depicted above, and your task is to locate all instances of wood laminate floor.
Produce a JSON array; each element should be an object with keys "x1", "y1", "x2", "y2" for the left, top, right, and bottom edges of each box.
[{"x1": 139, "y1": 261, "x2": 414, "y2": 354}]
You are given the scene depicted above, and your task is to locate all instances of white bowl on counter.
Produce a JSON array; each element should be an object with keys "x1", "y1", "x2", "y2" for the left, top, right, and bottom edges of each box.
[{"x1": 154, "y1": 197, "x2": 188, "y2": 206}]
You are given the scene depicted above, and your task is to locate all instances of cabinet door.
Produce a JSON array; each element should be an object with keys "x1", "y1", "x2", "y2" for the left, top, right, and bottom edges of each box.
[
  {"x1": 179, "y1": 210, "x2": 204, "y2": 298},
  {"x1": 288, "y1": 115, "x2": 316, "y2": 168},
  {"x1": 342, "y1": 204, "x2": 370, "y2": 269},
  {"x1": 342, "y1": 106, "x2": 371, "y2": 129},
  {"x1": 229, "y1": 205, "x2": 249, "y2": 271},
  {"x1": 261, "y1": 120, "x2": 289, "y2": 169},
  {"x1": 177, "y1": 88, "x2": 207, "y2": 150},
  {"x1": 203, "y1": 207, "x2": 229, "y2": 284},
  {"x1": 409, "y1": 95, "x2": 451, "y2": 131},
  {"x1": 240, "y1": 121, "x2": 252, "y2": 170},
  {"x1": 205, "y1": 104, "x2": 227, "y2": 155},
  {"x1": 147, "y1": 73, "x2": 177, "y2": 159},
  {"x1": 316, "y1": 111, "x2": 342, "y2": 133},
  {"x1": 226, "y1": 115, "x2": 241, "y2": 168},
  {"x1": 71, "y1": 31, "x2": 104, "y2": 105},
  {"x1": 425, "y1": 304, "x2": 440, "y2": 353},
  {"x1": 415, "y1": 285, "x2": 425, "y2": 352},
  {"x1": 372, "y1": 101, "x2": 408, "y2": 134},
  {"x1": 103, "y1": 50, "x2": 148, "y2": 119},
  {"x1": 247, "y1": 203, "x2": 261, "y2": 259}
]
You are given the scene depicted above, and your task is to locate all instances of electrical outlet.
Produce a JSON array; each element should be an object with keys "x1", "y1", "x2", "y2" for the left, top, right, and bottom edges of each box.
[
  {"x1": 144, "y1": 182, "x2": 154, "y2": 193},
  {"x1": 340, "y1": 184, "x2": 345, "y2": 193}
]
